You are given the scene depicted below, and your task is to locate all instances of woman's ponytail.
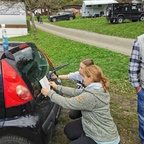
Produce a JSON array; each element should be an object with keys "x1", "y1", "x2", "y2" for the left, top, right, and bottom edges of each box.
[{"x1": 101, "y1": 77, "x2": 109, "y2": 92}]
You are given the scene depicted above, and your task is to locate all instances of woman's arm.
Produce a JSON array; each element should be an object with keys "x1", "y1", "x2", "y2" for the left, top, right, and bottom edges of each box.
[
  {"x1": 47, "y1": 90, "x2": 95, "y2": 111},
  {"x1": 56, "y1": 85, "x2": 83, "y2": 97},
  {"x1": 48, "y1": 81, "x2": 83, "y2": 97},
  {"x1": 58, "y1": 75, "x2": 68, "y2": 79},
  {"x1": 51, "y1": 73, "x2": 68, "y2": 80}
]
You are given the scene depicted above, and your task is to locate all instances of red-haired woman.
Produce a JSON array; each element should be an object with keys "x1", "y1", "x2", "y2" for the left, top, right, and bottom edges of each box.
[{"x1": 41, "y1": 65, "x2": 120, "y2": 144}]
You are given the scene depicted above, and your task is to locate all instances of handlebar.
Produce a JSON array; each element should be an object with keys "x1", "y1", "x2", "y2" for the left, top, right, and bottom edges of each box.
[{"x1": 48, "y1": 63, "x2": 69, "y2": 80}]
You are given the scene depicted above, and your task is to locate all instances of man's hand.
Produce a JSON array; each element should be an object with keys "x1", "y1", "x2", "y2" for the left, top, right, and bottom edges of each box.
[{"x1": 135, "y1": 86, "x2": 142, "y2": 93}]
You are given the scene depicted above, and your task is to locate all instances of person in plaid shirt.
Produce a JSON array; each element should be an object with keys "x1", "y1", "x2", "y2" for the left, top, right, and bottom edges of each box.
[{"x1": 129, "y1": 34, "x2": 144, "y2": 144}]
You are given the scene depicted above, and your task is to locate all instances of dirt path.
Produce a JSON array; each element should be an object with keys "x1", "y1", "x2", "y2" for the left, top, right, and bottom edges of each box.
[{"x1": 35, "y1": 22, "x2": 135, "y2": 56}]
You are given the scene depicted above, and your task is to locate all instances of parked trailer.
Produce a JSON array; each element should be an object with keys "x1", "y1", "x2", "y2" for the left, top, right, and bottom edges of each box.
[
  {"x1": 81, "y1": 0, "x2": 118, "y2": 18},
  {"x1": 0, "y1": 2, "x2": 28, "y2": 38}
]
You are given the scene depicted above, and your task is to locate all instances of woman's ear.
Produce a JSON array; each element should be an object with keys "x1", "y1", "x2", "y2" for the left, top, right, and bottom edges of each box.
[{"x1": 89, "y1": 76, "x2": 94, "y2": 82}]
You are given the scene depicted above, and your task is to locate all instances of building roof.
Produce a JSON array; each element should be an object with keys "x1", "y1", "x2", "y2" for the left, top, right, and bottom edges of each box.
[{"x1": 83, "y1": 0, "x2": 118, "y2": 5}]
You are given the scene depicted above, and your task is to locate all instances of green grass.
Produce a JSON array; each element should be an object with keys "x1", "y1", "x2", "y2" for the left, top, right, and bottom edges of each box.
[
  {"x1": 9, "y1": 18, "x2": 139, "y2": 144},
  {"x1": 43, "y1": 16, "x2": 144, "y2": 39}
]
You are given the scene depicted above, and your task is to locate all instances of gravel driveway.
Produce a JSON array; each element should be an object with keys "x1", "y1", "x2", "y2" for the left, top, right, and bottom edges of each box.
[{"x1": 35, "y1": 22, "x2": 135, "y2": 56}]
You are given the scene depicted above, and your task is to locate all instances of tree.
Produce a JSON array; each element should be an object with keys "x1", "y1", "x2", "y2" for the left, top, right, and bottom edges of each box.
[{"x1": 23, "y1": 0, "x2": 44, "y2": 39}]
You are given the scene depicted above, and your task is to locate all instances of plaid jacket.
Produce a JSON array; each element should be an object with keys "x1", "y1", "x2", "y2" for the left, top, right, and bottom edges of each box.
[{"x1": 128, "y1": 39, "x2": 141, "y2": 88}]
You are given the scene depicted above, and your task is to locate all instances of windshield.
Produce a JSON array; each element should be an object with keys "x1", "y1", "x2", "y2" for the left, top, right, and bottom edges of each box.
[
  {"x1": 14, "y1": 47, "x2": 49, "y2": 97},
  {"x1": 57, "y1": 11, "x2": 64, "y2": 15},
  {"x1": 106, "y1": 4, "x2": 112, "y2": 11}
]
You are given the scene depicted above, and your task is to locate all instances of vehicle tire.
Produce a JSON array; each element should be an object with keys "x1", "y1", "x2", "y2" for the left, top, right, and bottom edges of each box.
[
  {"x1": 93, "y1": 14, "x2": 99, "y2": 18},
  {"x1": 69, "y1": 17, "x2": 74, "y2": 20},
  {"x1": 139, "y1": 15, "x2": 144, "y2": 21},
  {"x1": 110, "y1": 19, "x2": 114, "y2": 23},
  {"x1": 100, "y1": 11, "x2": 104, "y2": 17},
  {"x1": 117, "y1": 16, "x2": 124, "y2": 24},
  {"x1": 52, "y1": 18, "x2": 57, "y2": 22},
  {"x1": 110, "y1": 19, "x2": 117, "y2": 24},
  {"x1": 0, "y1": 135, "x2": 32, "y2": 144}
]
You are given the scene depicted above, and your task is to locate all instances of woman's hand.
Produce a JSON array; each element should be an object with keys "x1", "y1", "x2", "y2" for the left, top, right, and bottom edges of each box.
[
  {"x1": 49, "y1": 81, "x2": 58, "y2": 89},
  {"x1": 41, "y1": 81, "x2": 57, "y2": 96},
  {"x1": 41, "y1": 88, "x2": 50, "y2": 97}
]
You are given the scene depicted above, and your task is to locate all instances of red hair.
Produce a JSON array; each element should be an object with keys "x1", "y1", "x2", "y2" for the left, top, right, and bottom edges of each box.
[{"x1": 83, "y1": 65, "x2": 109, "y2": 92}]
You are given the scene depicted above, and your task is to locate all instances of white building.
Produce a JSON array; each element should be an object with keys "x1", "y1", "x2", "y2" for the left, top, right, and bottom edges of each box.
[{"x1": 0, "y1": 2, "x2": 28, "y2": 38}]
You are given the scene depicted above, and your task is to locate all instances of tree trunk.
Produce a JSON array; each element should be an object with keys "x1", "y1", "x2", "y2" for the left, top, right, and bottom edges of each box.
[{"x1": 30, "y1": 11, "x2": 38, "y2": 40}]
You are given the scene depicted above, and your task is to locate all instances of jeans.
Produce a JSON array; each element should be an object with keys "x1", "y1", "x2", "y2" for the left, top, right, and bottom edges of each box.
[{"x1": 137, "y1": 88, "x2": 144, "y2": 141}]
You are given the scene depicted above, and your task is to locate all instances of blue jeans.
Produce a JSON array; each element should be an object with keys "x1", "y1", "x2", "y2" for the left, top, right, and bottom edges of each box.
[{"x1": 137, "y1": 88, "x2": 144, "y2": 141}]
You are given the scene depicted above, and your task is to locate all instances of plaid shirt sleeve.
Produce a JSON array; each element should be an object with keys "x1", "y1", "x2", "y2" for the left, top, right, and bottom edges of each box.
[{"x1": 128, "y1": 39, "x2": 141, "y2": 88}]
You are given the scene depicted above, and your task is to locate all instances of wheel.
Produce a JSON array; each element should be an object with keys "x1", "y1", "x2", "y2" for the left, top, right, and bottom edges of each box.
[
  {"x1": 69, "y1": 17, "x2": 74, "y2": 20},
  {"x1": 140, "y1": 15, "x2": 144, "y2": 21},
  {"x1": 110, "y1": 19, "x2": 114, "y2": 23},
  {"x1": 110, "y1": 19, "x2": 117, "y2": 24},
  {"x1": 100, "y1": 11, "x2": 104, "y2": 17},
  {"x1": 52, "y1": 18, "x2": 57, "y2": 22},
  {"x1": 93, "y1": 14, "x2": 99, "y2": 18},
  {"x1": 117, "y1": 16, "x2": 124, "y2": 24},
  {"x1": 0, "y1": 135, "x2": 32, "y2": 144}
]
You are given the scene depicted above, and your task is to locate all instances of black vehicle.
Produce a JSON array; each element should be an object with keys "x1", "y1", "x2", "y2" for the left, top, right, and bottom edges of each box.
[
  {"x1": 48, "y1": 10, "x2": 76, "y2": 22},
  {"x1": 0, "y1": 42, "x2": 67, "y2": 144},
  {"x1": 106, "y1": 3, "x2": 144, "y2": 24}
]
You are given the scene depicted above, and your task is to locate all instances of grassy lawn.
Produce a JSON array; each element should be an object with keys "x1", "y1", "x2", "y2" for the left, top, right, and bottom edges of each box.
[
  {"x1": 42, "y1": 16, "x2": 144, "y2": 39},
  {"x1": 9, "y1": 17, "x2": 140, "y2": 144}
]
